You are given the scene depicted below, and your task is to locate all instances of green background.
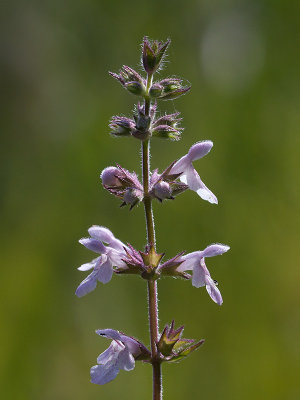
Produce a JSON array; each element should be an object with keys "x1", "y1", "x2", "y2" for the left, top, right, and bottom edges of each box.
[{"x1": 1, "y1": 0, "x2": 299, "y2": 399}]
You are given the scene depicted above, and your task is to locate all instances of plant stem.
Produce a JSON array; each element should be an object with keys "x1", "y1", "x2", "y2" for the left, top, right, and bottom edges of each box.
[{"x1": 142, "y1": 73, "x2": 162, "y2": 400}]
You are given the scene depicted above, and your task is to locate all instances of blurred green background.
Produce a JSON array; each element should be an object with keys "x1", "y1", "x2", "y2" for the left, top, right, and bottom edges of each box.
[{"x1": 1, "y1": 0, "x2": 300, "y2": 399}]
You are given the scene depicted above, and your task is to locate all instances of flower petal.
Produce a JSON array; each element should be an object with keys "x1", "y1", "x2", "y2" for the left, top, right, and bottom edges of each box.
[
  {"x1": 96, "y1": 260, "x2": 113, "y2": 284},
  {"x1": 88, "y1": 226, "x2": 125, "y2": 252},
  {"x1": 117, "y1": 348, "x2": 135, "y2": 371},
  {"x1": 96, "y1": 329, "x2": 123, "y2": 341},
  {"x1": 90, "y1": 364, "x2": 119, "y2": 385},
  {"x1": 205, "y1": 276, "x2": 223, "y2": 305},
  {"x1": 177, "y1": 251, "x2": 202, "y2": 272},
  {"x1": 108, "y1": 248, "x2": 127, "y2": 268},
  {"x1": 170, "y1": 154, "x2": 190, "y2": 175},
  {"x1": 79, "y1": 238, "x2": 106, "y2": 254},
  {"x1": 188, "y1": 141, "x2": 213, "y2": 161},
  {"x1": 192, "y1": 261, "x2": 206, "y2": 288},
  {"x1": 97, "y1": 341, "x2": 124, "y2": 364},
  {"x1": 182, "y1": 166, "x2": 218, "y2": 204},
  {"x1": 120, "y1": 335, "x2": 142, "y2": 356},
  {"x1": 201, "y1": 244, "x2": 230, "y2": 258},
  {"x1": 77, "y1": 257, "x2": 100, "y2": 271},
  {"x1": 75, "y1": 271, "x2": 98, "y2": 297}
]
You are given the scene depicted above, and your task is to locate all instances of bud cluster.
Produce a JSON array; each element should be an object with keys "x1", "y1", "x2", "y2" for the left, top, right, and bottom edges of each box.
[{"x1": 109, "y1": 104, "x2": 183, "y2": 141}]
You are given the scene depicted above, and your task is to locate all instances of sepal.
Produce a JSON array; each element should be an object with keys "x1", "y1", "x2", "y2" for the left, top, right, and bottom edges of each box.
[
  {"x1": 140, "y1": 244, "x2": 164, "y2": 270},
  {"x1": 157, "y1": 321, "x2": 205, "y2": 362},
  {"x1": 168, "y1": 339, "x2": 205, "y2": 362},
  {"x1": 158, "y1": 252, "x2": 190, "y2": 279}
]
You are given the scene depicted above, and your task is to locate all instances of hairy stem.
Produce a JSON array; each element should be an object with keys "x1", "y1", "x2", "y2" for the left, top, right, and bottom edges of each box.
[{"x1": 142, "y1": 73, "x2": 162, "y2": 400}]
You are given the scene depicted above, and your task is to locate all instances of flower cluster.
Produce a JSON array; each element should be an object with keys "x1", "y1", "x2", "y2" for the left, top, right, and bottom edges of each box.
[
  {"x1": 99, "y1": 140, "x2": 218, "y2": 207},
  {"x1": 75, "y1": 37, "x2": 230, "y2": 390}
]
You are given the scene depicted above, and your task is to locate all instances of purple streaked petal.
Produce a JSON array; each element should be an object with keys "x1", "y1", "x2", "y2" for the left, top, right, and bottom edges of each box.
[
  {"x1": 170, "y1": 154, "x2": 190, "y2": 175},
  {"x1": 97, "y1": 341, "x2": 124, "y2": 364},
  {"x1": 177, "y1": 251, "x2": 203, "y2": 272},
  {"x1": 75, "y1": 271, "x2": 98, "y2": 297},
  {"x1": 182, "y1": 167, "x2": 218, "y2": 204},
  {"x1": 90, "y1": 364, "x2": 119, "y2": 385},
  {"x1": 117, "y1": 348, "x2": 135, "y2": 371},
  {"x1": 188, "y1": 141, "x2": 213, "y2": 161},
  {"x1": 96, "y1": 329, "x2": 123, "y2": 341},
  {"x1": 205, "y1": 276, "x2": 223, "y2": 305},
  {"x1": 88, "y1": 226, "x2": 115, "y2": 243},
  {"x1": 100, "y1": 167, "x2": 122, "y2": 187},
  {"x1": 192, "y1": 262, "x2": 206, "y2": 288},
  {"x1": 108, "y1": 248, "x2": 127, "y2": 268},
  {"x1": 120, "y1": 335, "x2": 141, "y2": 356},
  {"x1": 96, "y1": 260, "x2": 113, "y2": 284},
  {"x1": 79, "y1": 238, "x2": 106, "y2": 254},
  {"x1": 77, "y1": 257, "x2": 100, "y2": 271},
  {"x1": 196, "y1": 183, "x2": 218, "y2": 204},
  {"x1": 88, "y1": 226, "x2": 127, "y2": 252},
  {"x1": 201, "y1": 244, "x2": 230, "y2": 258}
]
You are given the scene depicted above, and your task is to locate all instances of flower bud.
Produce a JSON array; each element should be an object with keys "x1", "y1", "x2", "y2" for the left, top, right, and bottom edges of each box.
[
  {"x1": 155, "y1": 78, "x2": 191, "y2": 100},
  {"x1": 123, "y1": 188, "x2": 143, "y2": 210},
  {"x1": 153, "y1": 112, "x2": 182, "y2": 128},
  {"x1": 109, "y1": 116, "x2": 135, "y2": 137},
  {"x1": 149, "y1": 83, "x2": 163, "y2": 98},
  {"x1": 125, "y1": 81, "x2": 145, "y2": 96},
  {"x1": 142, "y1": 37, "x2": 170, "y2": 74},
  {"x1": 151, "y1": 125, "x2": 181, "y2": 141},
  {"x1": 131, "y1": 102, "x2": 152, "y2": 140},
  {"x1": 109, "y1": 66, "x2": 146, "y2": 97},
  {"x1": 153, "y1": 181, "x2": 172, "y2": 201},
  {"x1": 101, "y1": 166, "x2": 124, "y2": 187},
  {"x1": 101, "y1": 165, "x2": 144, "y2": 210}
]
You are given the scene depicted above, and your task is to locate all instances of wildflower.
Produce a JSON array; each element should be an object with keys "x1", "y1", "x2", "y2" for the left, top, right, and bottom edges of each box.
[
  {"x1": 75, "y1": 226, "x2": 127, "y2": 297},
  {"x1": 91, "y1": 329, "x2": 150, "y2": 385},
  {"x1": 177, "y1": 244, "x2": 230, "y2": 305},
  {"x1": 170, "y1": 141, "x2": 218, "y2": 204}
]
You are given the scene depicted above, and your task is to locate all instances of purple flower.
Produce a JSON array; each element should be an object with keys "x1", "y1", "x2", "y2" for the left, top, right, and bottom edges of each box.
[
  {"x1": 178, "y1": 244, "x2": 230, "y2": 305},
  {"x1": 75, "y1": 226, "x2": 127, "y2": 297},
  {"x1": 170, "y1": 141, "x2": 218, "y2": 204},
  {"x1": 91, "y1": 329, "x2": 150, "y2": 385}
]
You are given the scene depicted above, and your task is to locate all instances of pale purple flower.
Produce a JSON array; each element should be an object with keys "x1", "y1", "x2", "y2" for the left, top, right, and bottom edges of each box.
[
  {"x1": 101, "y1": 166, "x2": 124, "y2": 187},
  {"x1": 170, "y1": 141, "x2": 218, "y2": 204},
  {"x1": 177, "y1": 244, "x2": 230, "y2": 305},
  {"x1": 91, "y1": 329, "x2": 149, "y2": 385},
  {"x1": 75, "y1": 226, "x2": 127, "y2": 297}
]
